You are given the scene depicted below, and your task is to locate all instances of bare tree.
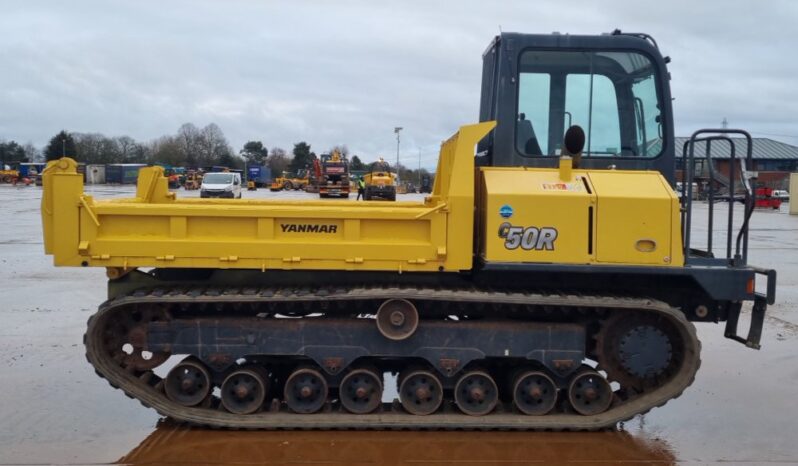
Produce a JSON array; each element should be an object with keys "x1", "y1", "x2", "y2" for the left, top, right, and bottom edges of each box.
[
  {"x1": 74, "y1": 133, "x2": 119, "y2": 164},
  {"x1": 267, "y1": 147, "x2": 290, "y2": 174},
  {"x1": 23, "y1": 142, "x2": 41, "y2": 162},
  {"x1": 149, "y1": 135, "x2": 183, "y2": 166},
  {"x1": 198, "y1": 123, "x2": 233, "y2": 167},
  {"x1": 177, "y1": 123, "x2": 201, "y2": 166},
  {"x1": 115, "y1": 136, "x2": 136, "y2": 162}
]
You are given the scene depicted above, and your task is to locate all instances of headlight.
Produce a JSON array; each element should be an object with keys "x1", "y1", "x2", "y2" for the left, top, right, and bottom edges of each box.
[{"x1": 224, "y1": 185, "x2": 233, "y2": 191}]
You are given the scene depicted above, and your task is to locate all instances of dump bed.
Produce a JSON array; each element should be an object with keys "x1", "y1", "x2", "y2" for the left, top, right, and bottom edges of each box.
[{"x1": 42, "y1": 122, "x2": 495, "y2": 274}]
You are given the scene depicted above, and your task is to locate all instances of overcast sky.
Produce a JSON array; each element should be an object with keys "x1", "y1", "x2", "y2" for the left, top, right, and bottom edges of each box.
[{"x1": 2, "y1": 0, "x2": 797, "y2": 168}]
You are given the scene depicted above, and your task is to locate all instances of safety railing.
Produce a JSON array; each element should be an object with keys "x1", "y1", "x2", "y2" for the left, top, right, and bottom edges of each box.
[{"x1": 681, "y1": 129, "x2": 755, "y2": 266}]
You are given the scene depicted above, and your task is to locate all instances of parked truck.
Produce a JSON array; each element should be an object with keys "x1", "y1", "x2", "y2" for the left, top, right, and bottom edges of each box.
[
  {"x1": 247, "y1": 165, "x2": 272, "y2": 188},
  {"x1": 319, "y1": 151, "x2": 351, "y2": 198}
]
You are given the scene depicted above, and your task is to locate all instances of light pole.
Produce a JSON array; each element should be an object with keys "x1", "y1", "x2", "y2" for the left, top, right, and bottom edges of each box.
[
  {"x1": 417, "y1": 148, "x2": 421, "y2": 189},
  {"x1": 394, "y1": 127, "x2": 403, "y2": 170}
]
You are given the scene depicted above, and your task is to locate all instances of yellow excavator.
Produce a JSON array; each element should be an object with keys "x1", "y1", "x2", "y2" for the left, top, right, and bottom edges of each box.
[{"x1": 41, "y1": 30, "x2": 774, "y2": 430}]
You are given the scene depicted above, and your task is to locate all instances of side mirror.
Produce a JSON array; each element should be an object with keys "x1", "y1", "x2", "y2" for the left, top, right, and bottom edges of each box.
[
  {"x1": 563, "y1": 125, "x2": 585, "y2": 168},
  {"x1": 563, "y1": 125, "x2": 585, "y2": 155},
  {"x1": 234, "y1": 179, "x2": 240, "y2": 186}
]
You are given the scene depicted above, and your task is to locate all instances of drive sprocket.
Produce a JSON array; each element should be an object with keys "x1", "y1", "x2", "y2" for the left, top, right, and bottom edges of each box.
[{"x1": 595, "y1": 311, "x2": 684, "y2": 393}]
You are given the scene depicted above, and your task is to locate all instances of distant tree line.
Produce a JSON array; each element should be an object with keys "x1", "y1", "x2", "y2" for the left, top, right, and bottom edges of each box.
[
  {"x1": 0, "y1": 140, "x2": 39, "y2": 165},
  {"x1": 3, "y1": 123, "x2": 433, "y2": 185}
]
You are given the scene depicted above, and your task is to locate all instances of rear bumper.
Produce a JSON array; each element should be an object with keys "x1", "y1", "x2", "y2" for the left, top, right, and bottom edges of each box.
[
  {"x1": 320, "y1": 186, "x2": 350, "y2": 195},
  {"x1": 367, "y1": 186, "x2": 396, "y2": 197}
]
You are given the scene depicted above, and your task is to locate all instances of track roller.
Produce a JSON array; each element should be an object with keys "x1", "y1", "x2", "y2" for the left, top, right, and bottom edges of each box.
[
  {"x1": 339, "y1": 367, "x2": 383, "y2": 414},
  {"x1": 376, "y1": 299, "x2": 418, "y2": 340},
  {"x1": 454, "y1": 370, "x2": 498, "y2": 416},
  {"x1": 164, "y1": 358, "x2": 211, "y2": 407},
  {"x1": 220, "y1": 366, "x2": 269, "y2": 414},
  {"x1": 512, "y1": 370, "x2": 558, "y2": 415},
  {"x1": 284, "y1": 367, "x2": 328, "y2": 414},
  {"x1": 398, "y1": 369, "x2": 443, "y2": 415},
  {"x1": 568, "y1": 369, "x2": 613, "y2": 415}
]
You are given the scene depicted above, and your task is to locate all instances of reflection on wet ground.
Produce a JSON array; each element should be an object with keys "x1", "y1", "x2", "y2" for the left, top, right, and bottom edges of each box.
[{"x1": 117, "y1": 421, "x2": 675, "y2": 465}]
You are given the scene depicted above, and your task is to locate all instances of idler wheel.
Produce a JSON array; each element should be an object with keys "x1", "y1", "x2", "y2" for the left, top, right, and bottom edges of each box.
[
  {"x1": 399, "y1": 370, "x2": 443, "y2": 415},
  {"x1": 339, "y1": 368, "x2": 383, "y2": 414},
  {"x1": 105, "y1": 306, "x2": 170, "y2": 371},
  {"x1": 284, "y1": 368, "x2": 328, "y2": 414},
  {"x1": 512, "y1": 371, "x2": 558, "y2": 415},
  {"x1": 454, "y1": 371, "x2": 498, "y2": 416},
  {"x1": 568, "y1": 370, "x2": 613, "y2": 416},
  {"x1": 164, "y1": 358, "x2": 212, "y2": 407},
  {"x1": 221, "y1": 366, "x2": 269, "y2": 414},
  {"x1": 376, "y1": 299, "x2": 419, "y2": 341}
]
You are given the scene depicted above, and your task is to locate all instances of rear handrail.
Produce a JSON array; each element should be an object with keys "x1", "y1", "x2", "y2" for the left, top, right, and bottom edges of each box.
[{"x1": 682, "y1": 129, "x2": 755, "y2": 266}]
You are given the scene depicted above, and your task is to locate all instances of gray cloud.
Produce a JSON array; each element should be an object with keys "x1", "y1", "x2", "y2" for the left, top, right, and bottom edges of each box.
[{"x1": 1, "y1": 0, "x2": 797, "y2": 168}]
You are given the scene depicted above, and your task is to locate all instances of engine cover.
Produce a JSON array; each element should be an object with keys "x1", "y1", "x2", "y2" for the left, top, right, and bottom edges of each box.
[{"x1": 478, "y1": 164, "x2": 683, "y2": 267}]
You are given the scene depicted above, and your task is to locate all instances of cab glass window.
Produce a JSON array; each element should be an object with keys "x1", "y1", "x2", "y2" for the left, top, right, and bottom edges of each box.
[{"x1": 516, "y1": 50, "x2": 663, "y2": 158}]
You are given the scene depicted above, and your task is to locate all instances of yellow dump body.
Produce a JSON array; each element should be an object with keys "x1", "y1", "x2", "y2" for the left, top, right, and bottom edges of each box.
[{"x1": 42, "y1": 122, "x2": 495, "y2": 273}]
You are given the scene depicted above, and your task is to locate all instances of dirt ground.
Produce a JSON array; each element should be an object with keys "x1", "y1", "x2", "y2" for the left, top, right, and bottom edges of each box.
[{"x1": 1, "y1": 183, "x2": 796, "y2": 465}]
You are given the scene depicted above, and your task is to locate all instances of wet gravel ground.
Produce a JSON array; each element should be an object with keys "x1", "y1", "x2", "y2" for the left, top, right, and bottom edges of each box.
[{"x1": 0, "y1": 183, "x2": 796, "y2": 465}]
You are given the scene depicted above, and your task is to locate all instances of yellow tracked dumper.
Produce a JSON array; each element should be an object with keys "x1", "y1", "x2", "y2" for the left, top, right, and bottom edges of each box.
[{"x1": 42, "y1": 30, "x2": 775, "y2": 430}]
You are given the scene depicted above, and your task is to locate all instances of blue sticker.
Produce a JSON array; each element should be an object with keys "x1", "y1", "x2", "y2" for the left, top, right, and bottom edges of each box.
[{"x1": 499, "y1": 204, "x2": 513, "y2": 218}]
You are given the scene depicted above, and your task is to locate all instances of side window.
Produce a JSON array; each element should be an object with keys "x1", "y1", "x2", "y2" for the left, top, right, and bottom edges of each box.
[
  {"x1": 565, "y1": 74, "x2": 621, "y2": 155},
  {"x1": 632, "y1": 75, "x2": 662, "y2": 156},
  {"x1": 516, "y1": 73, "x2": 550, "y2": 155}
]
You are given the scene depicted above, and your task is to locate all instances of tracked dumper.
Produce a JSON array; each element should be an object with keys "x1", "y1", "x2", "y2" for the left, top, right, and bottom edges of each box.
[{"x1": 42, "y1": 31, "x2": 775, "y2": 430}]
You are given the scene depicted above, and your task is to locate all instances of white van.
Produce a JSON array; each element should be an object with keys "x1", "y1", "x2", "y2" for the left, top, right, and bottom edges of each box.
[{"x1": 200, "y1": 172, "x2": 242, "y2": 199}]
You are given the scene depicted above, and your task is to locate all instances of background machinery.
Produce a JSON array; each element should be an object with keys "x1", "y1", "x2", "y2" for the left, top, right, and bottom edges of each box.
[
  {"x1": 304, "y1": 159, "x2": 322, "y2": 194},
  {"x1": 1, "y1": 168, "x2": 20, "y2": 184},
  {"x1": 419, "y1": 174, "x2": 432, "y2": 194},
  {"x1": 246, "y1": 164, "x2": 271, "y2": 189},
  {"x1": 363, "y1": 158, "x2": 397, "y2": 201},
  {"x1": 269, "y1": 170, "x2": 310, "y2": 192},
  {"x1": 318, "y1": 151, "x2": 351, "y2": 198},
  {"x1": 182, "y1": 170, "x2": 202, "y2": 190},
  {"x1": 41, "y1": 31, "x2": 775, "y2": 430}
]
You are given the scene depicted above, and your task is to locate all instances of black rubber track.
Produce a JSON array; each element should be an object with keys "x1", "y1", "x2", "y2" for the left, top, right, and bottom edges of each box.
[{"x1": 84, "y1": 286, "x2": 701, "y2": 430}]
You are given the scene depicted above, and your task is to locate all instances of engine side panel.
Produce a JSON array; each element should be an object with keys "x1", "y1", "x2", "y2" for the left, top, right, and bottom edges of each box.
[{"x1": 479, "y1": 166, "x2": 683, "y2": 267}]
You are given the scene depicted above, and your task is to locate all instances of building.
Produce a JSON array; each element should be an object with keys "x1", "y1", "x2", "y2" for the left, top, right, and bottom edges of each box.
[{"x1": 675, "y1": 137, "x2": 798, "y2": 190}]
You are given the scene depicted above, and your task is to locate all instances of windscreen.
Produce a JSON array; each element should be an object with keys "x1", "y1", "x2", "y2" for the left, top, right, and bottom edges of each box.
[
  {"x1": 203, "y1": 173, "x2": 234, "y2": 184},
  {"x1": 517, "y1": 50, "x2": 663, "y2": 158}
]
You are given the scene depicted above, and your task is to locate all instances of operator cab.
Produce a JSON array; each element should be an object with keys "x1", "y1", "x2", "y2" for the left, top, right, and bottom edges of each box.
[{"x1": 478, "y1": 31, "x2": 675, "y2": 183}]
